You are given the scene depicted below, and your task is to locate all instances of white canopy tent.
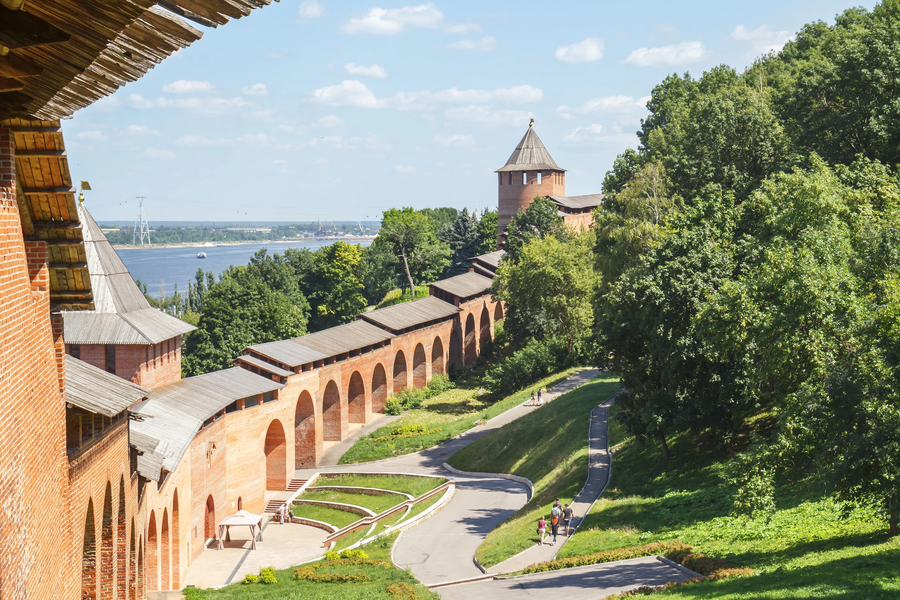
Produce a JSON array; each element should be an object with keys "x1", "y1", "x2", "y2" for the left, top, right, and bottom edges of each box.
[{"x1": 216, "y1": 510, "x2": 265, "y2": 550}]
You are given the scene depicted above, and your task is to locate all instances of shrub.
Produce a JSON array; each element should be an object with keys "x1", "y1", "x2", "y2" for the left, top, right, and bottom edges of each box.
[
  {"x1": 241, "y1": 574, "x2": 258, "y2": 584},
  {"x1": 523, "y1": 541, "x2": 687, "y2": 574},
  {"x1": 294, "y1": 557, "x2": 392, "y2": 583},
  {"x1": 384, "y1": 396, "x2": 403, "y2": 415},
  {"x1": 386, "y1": 581, "x2": 421, "y2": 599},
  {"x1": 324, "y1": 550, "x2": 341, "y2": 561},
  {"x1": 484, "y1": 337, "x2": 574, "y2": 396},
  {"x1": 339, "y1": 548, "x2": 369, "y2": 559},
  {"x1": 371, "y1": 425, "x2": 442, "y2": 443},
  {"x1": 258, "y1": 566, "x2": 277, "y2": 584},
  {"x1": 425, "y1": 373, "x2": 454, "y2": 397}
]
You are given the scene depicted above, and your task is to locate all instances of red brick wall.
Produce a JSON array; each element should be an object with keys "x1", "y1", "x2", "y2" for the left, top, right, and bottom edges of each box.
[
  {"x1": 562, "y1": 212, "x2": 594, "y2": 233},
  {"x1": 72, "y1": 337, "x2": 182, "y2": 390},
  {"x1": 498, "y1": 169, "x2": 566, "y2": 239},
  {"x1": 0, "y1": 126, "x2": 70, "y2": 600}
]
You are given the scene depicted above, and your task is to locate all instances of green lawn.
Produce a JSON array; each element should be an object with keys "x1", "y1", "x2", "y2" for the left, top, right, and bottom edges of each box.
[
  {"x1": 290, "y1": 503, "x2": 361, "y2": 530},
  {"x1": 553, "y1": 403, "x2": 900, "y2": 599},
  {"x1": 298, "y1": 489, "x2": 406, "y2": 514},
  {"x1": 448, "y1": 374, "x2": 622, "y2": 567},
  {"x1": 312, "y1": 473, "x2": 445, "y2": 498},
  {"x1": 339, "y1": 367, "x2": 580, "y2": 463},
  {"x1": 185, "y1": 532, "x2": 439, "y2": 600}
]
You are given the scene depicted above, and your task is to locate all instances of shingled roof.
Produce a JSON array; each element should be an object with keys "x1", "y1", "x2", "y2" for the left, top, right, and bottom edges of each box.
[
  {"x1": 548, "y1": 194, "x2": 605, "y2": 210},
  {"x1": 430, "y1": 272, "x2": 494, "y2": 300},
  {"x1": 359, "y1": 296, "x2": 460, "y2": 333},
  {"x1": 61, "y1": 203, "x2": 196, "y2": 345},
  {"x1": 496, "y1": 126, "x2": 565, "y2": 173},
  {"x1": 64, "y1": 355, "x2": 149, "y2": 417}
]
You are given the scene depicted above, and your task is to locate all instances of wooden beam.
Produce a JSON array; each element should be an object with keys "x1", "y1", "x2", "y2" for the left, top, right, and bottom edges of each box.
[
  {"x1": 0, "y1": 76, "x2": 24, "y2": 92},
  {"x1": 21, "y1": 186, "x2": 76, "y2": 195},
  {"x1": 32, "y1": 220, "x2": 80, "y2": 229},
  {"x1": 0, "y1": 54, "x2": 42, "y2": 78},
  {"x1": 0, "y1": 0, "x2": 26, "y2": 10},
  {"x1": 16, "y1": 149, "x2": 66, "y2": 158},
  {"x1": 49, "y1": 262, "x2": 87, "y2": 269},
  {"x1": 7, "y1": 125, "x2": 61, "y2": 133},
  {"x1": 0, "y1": 6, "x2": 71, "y2": 50},
  {"x1": 42, "y1": 240, "x2": 83, "y2": 247}
]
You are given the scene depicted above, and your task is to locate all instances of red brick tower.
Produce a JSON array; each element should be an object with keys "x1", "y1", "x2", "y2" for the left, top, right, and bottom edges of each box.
[{"x1": 496, "y1": 122, "x2": 566, "y2": 246}]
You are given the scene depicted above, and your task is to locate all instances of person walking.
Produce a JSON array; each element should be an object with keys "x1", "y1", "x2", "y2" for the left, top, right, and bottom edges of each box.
[
  {"x1": 537, "y1": 516, "x2": 547, "y2": 546},
  {"x1": 530, "y1": 390, "x2": 536, "y2": 406},
  {"x1": 277, "y1": 502, "x2": 286, "y2": 524},
  {"x1": 550, "y1": 505, "x2": 561, "y2": 545},
  {"x1": 537, "y1": 389, "x2": 543, "y2": 406},
  {"x1": 563, "y1": 503, "x2": 574, "y2": 536}
]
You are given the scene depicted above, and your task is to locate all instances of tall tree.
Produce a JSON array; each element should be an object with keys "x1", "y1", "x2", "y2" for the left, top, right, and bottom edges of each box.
[
  {"x1": 475, "y1": 209, "x2": 499, "y2": 255},
  {"x1": 376, "y1": 207, "x2": 450, "y2": 298},
  {"x1": 503, "y1": 197, "x2": 567, "y2": 262},
  {"x1": 440, "y1": 209, "x2": 480, "y2": 278}
]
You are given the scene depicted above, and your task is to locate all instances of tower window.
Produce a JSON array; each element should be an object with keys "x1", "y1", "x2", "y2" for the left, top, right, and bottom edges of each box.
[
  {"x1": 69, "y1": 344, "x2": 80, "y2": 360},
  {"x1": 523, "y1": 172, "x2": 527, "y2": 185},
  {"x1": 105, "y1": 344, "x2": 116, "y2": 374},
  {"x1": 537, "y1": 172, "x2": 542, "y2": 184},
  {"x1": 508, "y1": 172, "x2": 512, "y2": 185}
]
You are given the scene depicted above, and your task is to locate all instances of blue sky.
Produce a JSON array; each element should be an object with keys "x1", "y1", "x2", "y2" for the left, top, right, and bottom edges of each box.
[{"x1": 68, "y1": 0, "x2": 876, "y2": 222}]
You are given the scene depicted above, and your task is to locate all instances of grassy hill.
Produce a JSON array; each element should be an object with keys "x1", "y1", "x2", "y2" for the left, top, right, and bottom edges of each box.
[{"x1": 448, "y1": 374, "x2": 622, "y2": 566}]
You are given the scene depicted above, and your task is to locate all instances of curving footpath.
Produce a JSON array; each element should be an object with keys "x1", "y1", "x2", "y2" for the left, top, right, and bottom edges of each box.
[{"x1": 292, "y1": 370, "x2": 696, "y2": 598}]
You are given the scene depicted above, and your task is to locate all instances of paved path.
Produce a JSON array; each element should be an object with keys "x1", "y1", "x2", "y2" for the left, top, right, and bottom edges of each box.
[
  {"x1": 436, "y1": 556, "x2": 697, "y2": 600},
  {"x1": 488, "y1": 396, "x2": 614, "y2": 573}
]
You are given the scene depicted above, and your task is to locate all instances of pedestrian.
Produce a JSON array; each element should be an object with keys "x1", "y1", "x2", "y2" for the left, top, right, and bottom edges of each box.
[
  {"x1": 563, "y1": 503, "x2": 574, "y2": 536},
  {"x1": 554, "y1": 497, "x2": 562, "y2": 511},
  {"x1": 537, "y1": 516, "x2": 547, "y2": 546},
  {"x1": 530, "y1": 390, "x2": 536, "y2": 406},
  {"x1": 537, "y1": 389, "x2": 543, "y2": 405},
  {"x1": 550, "y1": 505, "x2": 561, "y2": 545},
  {"x1": 277, "y1": 502, "x2": 286, "y2": 524}
]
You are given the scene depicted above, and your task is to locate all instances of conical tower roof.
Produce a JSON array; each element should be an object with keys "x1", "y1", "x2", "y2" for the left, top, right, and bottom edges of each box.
[
  {"x1": 496, "y1": 125, "x2": 565, "y2": 173},
  {"x1": 61, "y1": 203, "x2": 195, "y2": 345}
]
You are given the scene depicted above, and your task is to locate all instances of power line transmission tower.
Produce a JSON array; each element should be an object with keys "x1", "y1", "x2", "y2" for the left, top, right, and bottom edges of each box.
[{"x1": 132, "y1": 196, "x2": 152, "y2": 246}]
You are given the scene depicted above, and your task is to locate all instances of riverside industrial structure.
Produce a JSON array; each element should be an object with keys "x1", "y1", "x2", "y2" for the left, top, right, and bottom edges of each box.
[{"x1": 0, "y1": 1, "x2": 602, "y2": 597}]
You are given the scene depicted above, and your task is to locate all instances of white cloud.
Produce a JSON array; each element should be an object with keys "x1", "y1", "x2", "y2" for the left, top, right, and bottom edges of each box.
[
  {"x1": 444, "y1": 105, "x2": 533, "y2": 128},
  {"x1": 274, "y1": 159, "x2": 288, "y2": 165},
  {"x1": 395, "y1": 164, "x2": 417, "y2": 174},
  {"x1": 162, "y1": 80, "x2": 213, "y2": 94},
  {"x1": 143, "y1": 147, "x2": 174, "y2": 160},
  {"x1": 556, "y1": 95, "x2": 649, "y2": 119},
  {"x1": 555, "y1": 37, "x2": 604, "y2": 64},
  {"x1": 622, "y1": 41, "x2": 709, "y2": 67},
  {"x1": 563, "y1": 123, "x2": 638, "y2": 146},
  {"x1": 297, "y1": 0, "x2": 325, "y2": 21},
  {"x1": 307, "y1": 81, "x2": 542, "y2": 110},
  {"x1": 562, "y1": 123, "x2": 603, "y2": 142},
  {"x1": 731, "y1": 25, "x2": 792, "y2": 57},
  {"x1": 308, "y1": 134, "x2": 392, "y2": 151},
  {"x1": 128, "y1": 94, "x2": 250, "y2": 116},
  {"x1": 345, "y1": 63, "x2": 388, "y2": 78},
  {"x1": 126, "y1": 125, "x2": 161, "y2": 137},
  {"x1": 316, "y1": 115, "x2": 344, "y2": 128},
  {"x1": 433, "y1": 134, "x2": 476, "y2": 148},
  {"x1": 242, "y1": 83, "x2": 269, "y2": 96},
  {"x1": 76, "y1": 130, "x2": 106, "y2": 141},
  {"x1": 448, "y1": 36, "x2": 497, "y2": 52},
  {"x1": 343, "y1": 3, "x2": 443, "y2": 35},
  {"x1": 92, "y1": 96, "x2": 120, "y2": 111},
  {"x1": 176, "y1": 133, "x2": 275, "y2": 147},
  {"x1": 446, "y1": 22, "x2": 481, "y2": 34}
]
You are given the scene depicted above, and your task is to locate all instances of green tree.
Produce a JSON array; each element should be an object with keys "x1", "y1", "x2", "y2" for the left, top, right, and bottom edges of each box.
[
  {"x1": 440, "y1": 209, "x2": 481, "y2": 278},
  {"x1": 494, "y1": 233, "x2": 597, "y2": 353},
  {"x1": 376, "y1": 208, "x2": 450, "y2": 299},
  {"x1": 304, "y1": 241, "x2": 368, "y2": 330},
  {"x1": 475, "y1": 209, "x2": 499, "y2": 255},
  {"x1": 503, "y1": 197, "x2": 566, "y2": 262}
]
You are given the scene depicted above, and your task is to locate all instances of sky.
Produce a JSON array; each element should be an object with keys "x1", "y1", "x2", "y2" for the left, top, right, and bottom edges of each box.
[{"x1": 67, "y1": 0, "x2": 877, "y2": 223}]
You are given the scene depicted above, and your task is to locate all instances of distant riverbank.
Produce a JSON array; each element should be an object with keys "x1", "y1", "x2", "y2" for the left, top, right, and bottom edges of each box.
[{"x1": 112, "y1": 236, "x2": 376, "y2": 250}]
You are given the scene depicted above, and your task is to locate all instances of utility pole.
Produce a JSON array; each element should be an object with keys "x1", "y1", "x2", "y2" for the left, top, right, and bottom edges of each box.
[{"x1": 132, "y1": 197, "x2": 151, "y2": 246}]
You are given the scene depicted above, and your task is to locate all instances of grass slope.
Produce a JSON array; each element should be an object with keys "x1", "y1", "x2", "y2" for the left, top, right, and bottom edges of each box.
[
  {"x1": 448, "y1": 374, "x2": 622, "y2": 567},
  {"x1": 339, "y1": 367, "x2": 579, "y2": 464},
  {"x1": 290, "y1": 504, "x2": 361, "y2": 529},
  {"x1": 298, "y1": 490, "x2": 405, "y2": 514},
  {"x1": 185, "y1": 532, "x2": 439, "y2": 600},
  {"x1": 557, "y1": 403, "x2": 900, "y2": 599},
  {"x1": 312, "y1": 473, "x2": 445, "y2": 498}
]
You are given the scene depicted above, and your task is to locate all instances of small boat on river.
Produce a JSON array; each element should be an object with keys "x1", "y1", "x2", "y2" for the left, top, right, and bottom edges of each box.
[{"x1": 197, "y1": 251, "x2": 207, "y2": 259}]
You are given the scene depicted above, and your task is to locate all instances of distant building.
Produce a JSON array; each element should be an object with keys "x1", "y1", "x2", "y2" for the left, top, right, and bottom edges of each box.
[{"x1": 496, "y1": 123, "x2": 604, "y2": 247}]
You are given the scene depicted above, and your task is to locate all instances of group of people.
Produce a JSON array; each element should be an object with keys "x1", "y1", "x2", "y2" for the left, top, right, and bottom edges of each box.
[
  {"x1": 276, "y1": 502, "x2": 289, "y2": 524},
  {"x1": 528, "y1": 389, "x2": 545, "y2": 406},
  {"x1": 537, "y1": 498, "x2": 574, "y2": 546}
]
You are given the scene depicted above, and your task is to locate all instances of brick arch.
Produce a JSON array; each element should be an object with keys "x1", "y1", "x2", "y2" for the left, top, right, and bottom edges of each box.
[
  {"x1": 464, "y1": 314, "x2": 476, "y2": 366},
  {"x1": 371, "y1": 364, "x2": 387, "y2": 413},
  {"x1": 294, "y1": 390, "x2": 317, "y2": 468},
  {"x1": 100, "y1": 482, "x2": 113, "y2": 599},
  {"x1": 393, "y1": 350, "x2": 408, "y2": 391},
  {"x1": 147, "y1": 510, "x2": 158, "y2": 591},
  {"x1": 348, "y1": 371, "x2": 366, "y2": 424},
  {"x1": 413, "y1": 344, "x2": 427, "y2": 388},
  {"x1": 494, "y1": 302, "x2": 504, "y2": 322},
  {"x1": 128, "y1": 519, "x2": 136, "y2": 599},
  {"x1": 479, "y1": 304, "x2": 491, "y2": 346},
  {"x1": 172, "y1": 490, "x2": 180, "y2": 588},
  {"x1": 449, "y1": 328, "x2": 461, "y2": 369},
  {"x1": 204, "y1": 496, "x2": 215, "y2": 542},
  {"x1": 431, "y1": 336, "x2": 445, "y2": 376},
  {"x1": 265, "y1": 420, "x2": 287, "y2": 491},
  {"x1": 82, "y1": 498, "x2": 97, "y2": 600},
  {"x1": 116, "y1": 478, "x2": 126, "y2": 600},
  {"x1": 322, "y1": 380, "x2": 342, "y2": 442},
  {"x1": 161, "y1": 508, "x2": 170, "y2": 590}
]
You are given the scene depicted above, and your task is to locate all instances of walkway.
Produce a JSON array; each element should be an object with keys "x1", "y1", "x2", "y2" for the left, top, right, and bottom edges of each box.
[
  {"x1": 436, "y1": 556, "x2": 697, "y2": 600},
  {"x1": 488, "y1": 396, "x2": 614, "y2": 573}
]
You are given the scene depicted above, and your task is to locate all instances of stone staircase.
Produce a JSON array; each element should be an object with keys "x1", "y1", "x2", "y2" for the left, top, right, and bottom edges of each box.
[{"x1": 263, "y1": 479, "x2": 307, "y2": 514}]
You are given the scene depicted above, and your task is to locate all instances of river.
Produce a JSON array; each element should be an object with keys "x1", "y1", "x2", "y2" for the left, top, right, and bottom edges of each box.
[{"x1": 116, "y1": 240, "x2": 372, "y2": 298}]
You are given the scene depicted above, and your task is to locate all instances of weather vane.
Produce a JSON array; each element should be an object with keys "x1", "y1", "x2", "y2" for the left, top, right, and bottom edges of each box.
[{"x1": 529, "y1": 118, "x2": 534, "y2": 128}]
